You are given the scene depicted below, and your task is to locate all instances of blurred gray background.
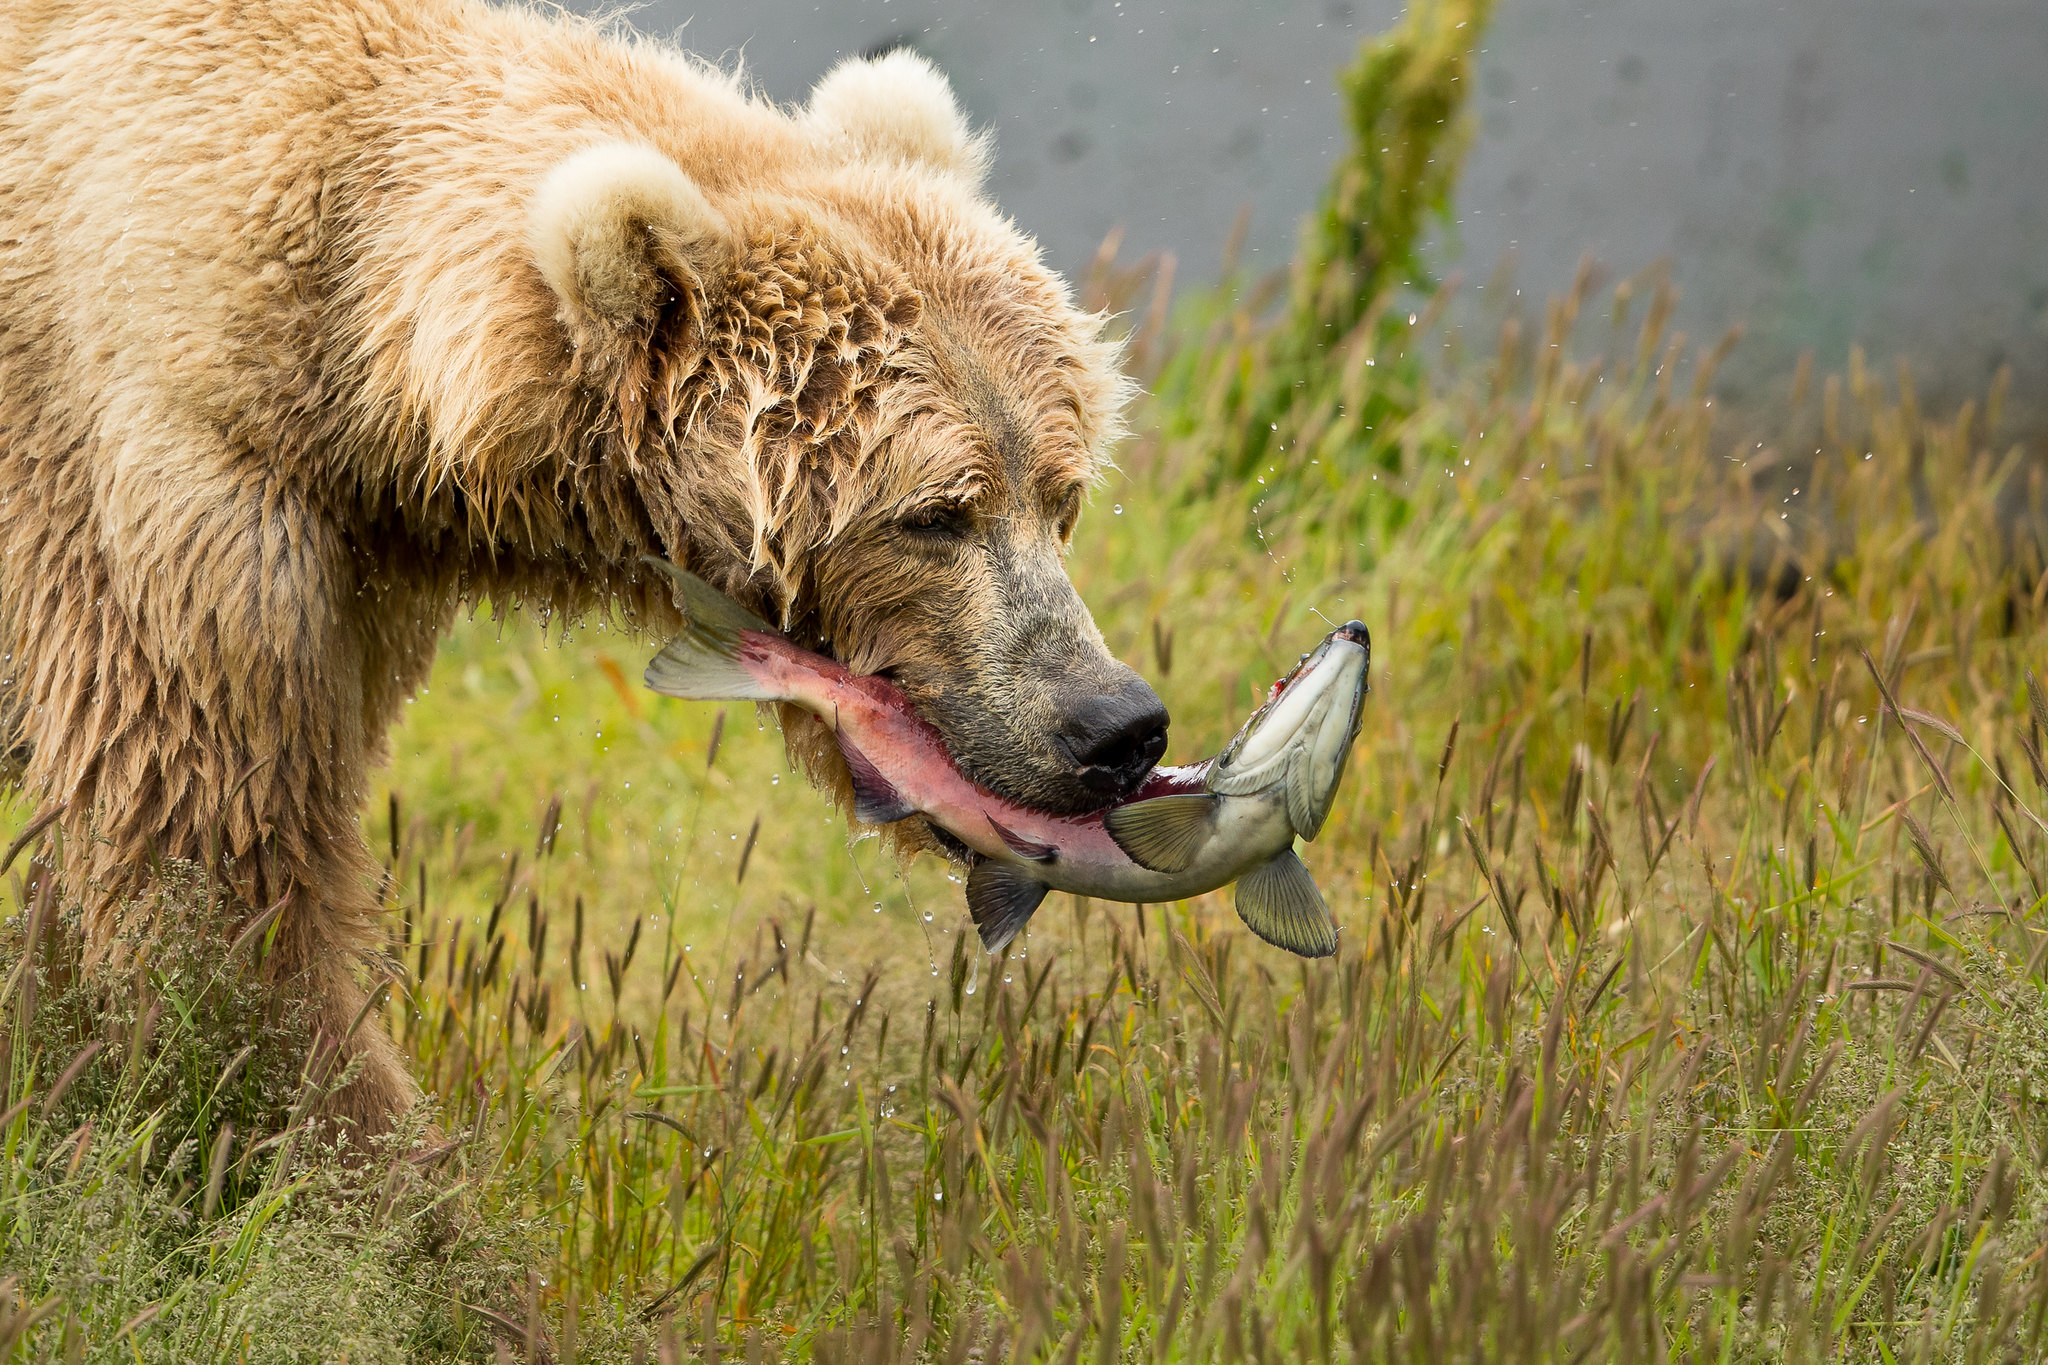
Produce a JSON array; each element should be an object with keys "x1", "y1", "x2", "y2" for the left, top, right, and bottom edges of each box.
[{"x1": 568, "y1": 0, "x2": 2048, "y2": 428}]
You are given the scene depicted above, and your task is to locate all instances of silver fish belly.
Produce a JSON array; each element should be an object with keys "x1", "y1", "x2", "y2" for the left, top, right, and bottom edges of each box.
[{"x1": 967, "y1": 621, "x2": 1369, "y2": 959}]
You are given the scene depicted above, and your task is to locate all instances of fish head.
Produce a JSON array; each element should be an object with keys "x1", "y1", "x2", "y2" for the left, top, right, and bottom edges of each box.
[{"x1": 1208, "y1": 621, "x2": 1370, "y2": 840}]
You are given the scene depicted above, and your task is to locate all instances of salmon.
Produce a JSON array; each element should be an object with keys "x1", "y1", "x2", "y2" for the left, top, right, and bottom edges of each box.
[{"x1": 642, "y1": 562, "x2": 1369, "y2": 957}]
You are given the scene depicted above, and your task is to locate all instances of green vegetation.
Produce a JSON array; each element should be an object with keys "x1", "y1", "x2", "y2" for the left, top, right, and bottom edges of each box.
[
  {"x1": 7, "y1": 5, "x2": 2048, "y2": 1360},
  {"x1": 1157, "y1": 0, "x2": 1492, "y2": 494}
]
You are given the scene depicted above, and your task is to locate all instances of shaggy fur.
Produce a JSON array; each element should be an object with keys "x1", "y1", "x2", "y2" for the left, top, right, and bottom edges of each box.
[{"x1": 0, "y1": 0, "x2": 1148, "y2": 1126}]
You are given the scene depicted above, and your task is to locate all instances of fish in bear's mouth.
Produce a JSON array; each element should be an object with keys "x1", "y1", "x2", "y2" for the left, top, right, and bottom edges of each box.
[{"x1": 642, "y1": 561, "x2": 1370, "y2": 959}]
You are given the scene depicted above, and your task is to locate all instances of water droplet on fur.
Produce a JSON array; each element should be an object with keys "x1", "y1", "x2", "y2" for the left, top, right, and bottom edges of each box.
[
  {"x1": 872, "y1": 901, "x2": 883, "y2": 914},
  {"x1": 1112, "y1": 504, "x2": 1123, "y2": 514}
]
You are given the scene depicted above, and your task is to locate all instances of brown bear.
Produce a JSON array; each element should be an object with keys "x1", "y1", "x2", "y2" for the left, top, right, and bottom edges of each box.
[{"x1": 0, "y1": 0, "x2": 1169, "y2": 1127}]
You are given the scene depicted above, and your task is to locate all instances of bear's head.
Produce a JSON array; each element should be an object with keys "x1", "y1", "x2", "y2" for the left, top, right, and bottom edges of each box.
[{"x1": 523, "y1": 51, "x2": 1168, "y2": 819}]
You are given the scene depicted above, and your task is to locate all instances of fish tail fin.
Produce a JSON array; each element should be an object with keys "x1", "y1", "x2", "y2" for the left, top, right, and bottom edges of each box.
[
  {"x1": 1234, "y1": 848, "x2": 1338, "y2": 959},
  {"x1": 643, "y1": 625, "x2": 777, "y2": 701},
  {"x1": 642, "y1": 559, "x2": 781, "y2": 702},
  {"x1": 966, "y1": 857, "x2": 1050, "y2": 954},
  {"x1": 644, "y1": 558, "x2": 776, "y2": 636}
]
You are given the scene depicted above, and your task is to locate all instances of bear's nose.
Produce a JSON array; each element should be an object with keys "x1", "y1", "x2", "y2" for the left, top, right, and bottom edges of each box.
[{"x1": 1057, "y1": 675, "x2": 1170, "y2": 801}]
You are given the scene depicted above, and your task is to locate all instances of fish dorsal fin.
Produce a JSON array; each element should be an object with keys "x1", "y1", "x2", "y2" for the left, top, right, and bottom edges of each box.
[
  {"x1": 1103, "y1": 793, "x2": 1217, "y2": 874},
  {"x1": 966, "y1": 858, "x2": 1050, "y2": 953},
  {"x1": 1234, "y1": 848, "x2": 1338, "y2": 958},
  {"x1": 642, "y1": 560, "x2": 779, "y2": 702},
  {"x1": 987, "y1": 815, "x2": 1057, "y2": 863},
  {"x1": 838, "y1": 734, "x2": 918, "y2": 825}
]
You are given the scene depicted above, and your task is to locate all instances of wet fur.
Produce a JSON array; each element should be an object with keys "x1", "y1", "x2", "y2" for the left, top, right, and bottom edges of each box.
[{"x1": 0, "y1": 1, "x2": 1133, "y2": 1127}]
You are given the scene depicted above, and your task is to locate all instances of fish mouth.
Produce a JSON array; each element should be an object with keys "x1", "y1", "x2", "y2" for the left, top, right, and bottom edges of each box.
[{"x1": 1209, "y1": 622, "x2": 1371, "y2": 840}]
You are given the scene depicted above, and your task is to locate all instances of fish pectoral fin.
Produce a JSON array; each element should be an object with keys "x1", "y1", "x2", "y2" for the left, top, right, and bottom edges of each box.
[
  {"x1": 839, "y1": 734, "x2": 918, "y2": 825},
  {"x1": 966, "y1": 857, "x2": 1050, "y2": 954},
  {"x1": 1233, "y1": 848, "x2": 1338, "y2": 959},
  {"x1": 1103, "y1": 793, "x2": 1218, "y2": 874},
  {"x1": 987, "y1": 815, "x2": 1058, "y2": 863},
  {"x1": 1285, "y1": 760, "x2": 1328, "y2": 842}
]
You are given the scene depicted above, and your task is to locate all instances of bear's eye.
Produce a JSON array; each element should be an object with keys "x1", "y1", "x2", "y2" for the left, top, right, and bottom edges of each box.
[
  {"x1": 1054, "y1": 487, "x2": 1085, "y2": 540},
  {"x1": 900, "y1": 503, "x2": 973, "y2": 540}
]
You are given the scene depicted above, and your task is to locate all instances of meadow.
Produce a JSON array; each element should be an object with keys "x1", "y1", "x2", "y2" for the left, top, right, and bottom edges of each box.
[{"x1": 8, "y1": 4, "x2": 2048, "y2": 1361}]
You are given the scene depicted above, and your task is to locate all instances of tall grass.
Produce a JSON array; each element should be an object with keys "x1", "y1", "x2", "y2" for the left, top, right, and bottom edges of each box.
[{"x1": 6, "y1": 255, "x2": 2045, "y2": 1358}]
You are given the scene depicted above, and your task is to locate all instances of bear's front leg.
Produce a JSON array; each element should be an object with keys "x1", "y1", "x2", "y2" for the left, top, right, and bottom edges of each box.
[{"x1": 5, "y1": 437, "x2": 426, "y2": 1133}]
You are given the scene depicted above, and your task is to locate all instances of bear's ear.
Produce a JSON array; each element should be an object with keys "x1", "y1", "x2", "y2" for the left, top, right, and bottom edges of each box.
[
  {"x1": 805, "y1": 50, "x2": 989, "y2": 182},
  {"x1": 528, "y1": 141, "x2": 731, "y2": 335}
]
